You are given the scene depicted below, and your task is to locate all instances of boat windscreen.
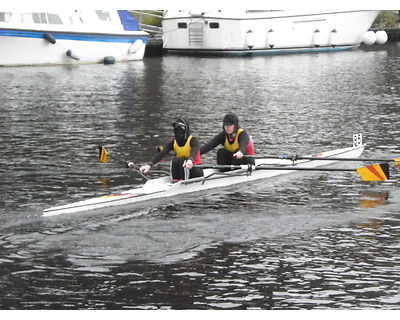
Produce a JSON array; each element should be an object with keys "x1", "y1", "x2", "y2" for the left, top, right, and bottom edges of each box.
[{"x1": 117, "y1": 10, "x2": 139, "y2": 31}]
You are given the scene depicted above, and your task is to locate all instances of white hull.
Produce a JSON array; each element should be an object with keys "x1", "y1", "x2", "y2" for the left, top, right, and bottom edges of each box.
[
  {"x1": 43, "y1": 144, "x2": 365, "y2": 216},
  {"x1": 0, "y1": 34, "x2": 147, "y2": 66},
  {"x1": 0, "y1": 10, "x2": 149, "y2": 66},
  {"x1": 162, "y1": 10, "x2": 383, "y2": 55}
]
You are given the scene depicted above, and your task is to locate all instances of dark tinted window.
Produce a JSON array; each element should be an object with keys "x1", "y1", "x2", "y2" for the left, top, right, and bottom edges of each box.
[
  {"x1": 32, "y1": 13, "x2": 47, "y2": 23},
  {"x1": 178, "y1": 22, "x2": 187, "y2": 28},
  {"x1": 48, "y1": 14, "x2": 63, "y2": 24},
  {"x1": 209, "y1": 22, "x2": 219, "y2": 29}
]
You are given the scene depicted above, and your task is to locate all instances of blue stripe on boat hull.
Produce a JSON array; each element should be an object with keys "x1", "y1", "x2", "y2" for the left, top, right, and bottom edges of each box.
[{"x1": 0, "y1": 28, "x2": 148, "y2": 43}]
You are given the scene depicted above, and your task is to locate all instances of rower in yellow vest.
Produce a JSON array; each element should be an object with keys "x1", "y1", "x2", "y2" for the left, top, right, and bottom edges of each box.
[
  {"x1": 140, "y1": 118, "x2": 203, "y2": 182},
  {"x1": 200, "y1": 113, "x2": 255, "y2": 172}
]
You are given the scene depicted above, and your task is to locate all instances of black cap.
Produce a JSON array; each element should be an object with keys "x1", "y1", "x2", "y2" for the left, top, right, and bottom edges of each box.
[
  {"x1": 222, "y1": 113, "x2": 239, "y2": 125},
  {"x1": 172, "y1": 120, "x2": 186, "y2": 129}
]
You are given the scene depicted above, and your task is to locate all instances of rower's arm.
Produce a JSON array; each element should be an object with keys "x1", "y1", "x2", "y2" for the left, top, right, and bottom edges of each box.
[
  {"x1": 189, "y1": 137, "x2": 200, "y2": 160},
  {"x1": 200, "y1": 132, "x2": 225, "y2": 154},
  {"x1": 149, "y1": 141, "x2": 174, "y2": 166},
  {"x1": 238, "y1": 130, "x2": 251, "y2": 153}
]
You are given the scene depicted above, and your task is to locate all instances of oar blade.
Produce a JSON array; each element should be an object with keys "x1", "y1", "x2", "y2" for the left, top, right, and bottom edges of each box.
[
  {"x1": 356, "y1": 163, "x2": 390, "y2": 181},
  {"x1": 98, "y1": 146, "x2": 109, "y2": 163}
]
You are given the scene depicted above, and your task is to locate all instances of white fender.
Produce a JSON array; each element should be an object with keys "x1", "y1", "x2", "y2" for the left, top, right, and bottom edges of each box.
[
  {"x1": 66, "y1": 49, "x2": 80, "y2": 60},
  {"x1": 313, "y1": 29, "x2": 321, "y2": 47},
  {"x1": 128, "y1": 39, "x2": 144, "y2": 54},
  {"x1": 362, "y1": 31, "x2": 376, "y2": 45},
  {"x1": 330, "y1": 29, "x2": 338, "y2": 47},
  {"x1": 375, "y1": 30, "x2": 388, "y2": 45},
  {"x1": 267, "y1": 29, "x2": 275, "y2": 48},
  {"x1": 246, "y1": 30, "x2": 255, "y2": 49}
]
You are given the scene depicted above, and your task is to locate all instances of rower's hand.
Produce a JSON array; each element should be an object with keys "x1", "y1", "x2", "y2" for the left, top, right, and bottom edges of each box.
[
  {"x1": 183, "y1": 159, "x2": 193, "y2": 169},
  {"x1": 233, "y1": 151, "x2": 243, "y2": 159},
  {"x1": 139, "y1": 164, "x2": 151, "y2": 173}
]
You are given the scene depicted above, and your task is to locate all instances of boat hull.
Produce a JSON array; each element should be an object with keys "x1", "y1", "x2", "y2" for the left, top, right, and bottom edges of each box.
[
  {"x1": 162, "y1": 10, "x2": 381, "y2": 55},
  {"x1": 43, "y1": 144, "x2": 365, "y2": 216},
  {"x1": 163, "y1": 45, "x2": 357, "y2": 56},
  {"x1": 0, "y1": 29, "x2": 148, "y2": 66}
]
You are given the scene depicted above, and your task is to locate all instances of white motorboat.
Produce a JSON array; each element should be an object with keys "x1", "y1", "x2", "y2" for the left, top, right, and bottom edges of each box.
[
  {"x1": 0, "y1": 10, "x2": 149, "y2": 66},
  {"x1": 162, "y1": 10, "x2": 388, "y2": 55},
  {"x1": 43, "y1": 134, "x2": 394, "y2": 217}
]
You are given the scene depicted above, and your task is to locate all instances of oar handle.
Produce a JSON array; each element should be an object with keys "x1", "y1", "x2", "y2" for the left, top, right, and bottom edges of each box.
[{"x1": 126, "y1": 161, "x2": 136, "y2": 169}]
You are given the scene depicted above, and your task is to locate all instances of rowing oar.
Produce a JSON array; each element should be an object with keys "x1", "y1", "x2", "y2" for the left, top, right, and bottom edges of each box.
[
  {"x1": 98, "y1": 145, "x2": 151, "y2": 180},
  {"x1": 245, "y1": 154, "x2": 400, "y2": 167},
  {"x1": 98, "y1": 145, "x2": 131, "y2": 166},
  {"x1": 98, "y1": 146, "x2": 169, "y2": 179},
  {"x1": 194, "y1": 163, "x2": 391, "y2": 181}
]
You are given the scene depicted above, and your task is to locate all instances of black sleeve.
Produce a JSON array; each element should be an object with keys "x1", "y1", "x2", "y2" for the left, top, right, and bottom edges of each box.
[
  {"x1": 189, "y1": 137, "x2": 200, "y2": 160},
  {"x1": 149, "y1": 140, "x2": 174, "y2": 166},
  {"x1": 238, "y1": 130, "x2": 251, "y2": 153},
  {"x1": 200, "y1": 131, "x2": 225, "y2": 154}
]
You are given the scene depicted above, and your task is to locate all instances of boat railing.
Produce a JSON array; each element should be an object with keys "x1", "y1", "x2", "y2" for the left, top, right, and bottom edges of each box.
[{"x1": 130, "y1": 10, "x2": 163, "y2": 39}]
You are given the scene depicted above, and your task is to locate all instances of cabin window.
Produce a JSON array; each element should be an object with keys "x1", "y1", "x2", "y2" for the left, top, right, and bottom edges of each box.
[
  {"x1": 178, "y1": 22, "x2": 187, "y2": 28},
  {"x1": 96, "y1": 10, "x2": 111, "y2": 22},
  {"x1": 47, "y1": 14, "x2": 63, "y2": 24},
  {"x1": 32, "y1": 13, "x2": 47, "y2": 24},
  {"x1": 0, "y1": 12, "x2": 12, "y2": 22},
  {"x1": 19, "y1": 13, "x2": 63, "y2": 25},
  {"x1": 209, "y1": 22, "x2": 219, "y2": 29}
]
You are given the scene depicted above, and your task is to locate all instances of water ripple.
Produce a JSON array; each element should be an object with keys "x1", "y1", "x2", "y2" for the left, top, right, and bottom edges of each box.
[{"x1": 1, "y1": 44, "x2": 400, "y2": 309}]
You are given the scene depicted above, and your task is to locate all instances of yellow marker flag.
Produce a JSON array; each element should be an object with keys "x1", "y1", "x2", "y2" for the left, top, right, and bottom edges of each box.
[
  {"x1": 99, "y1": 146, "x2": 109, "y2": 163},
  {"x1": 356, "y1": 163, "x2": 390, "y2": 181},
  {"x1": 395, "y1": 158, "x2": 400, "y2": 169}
]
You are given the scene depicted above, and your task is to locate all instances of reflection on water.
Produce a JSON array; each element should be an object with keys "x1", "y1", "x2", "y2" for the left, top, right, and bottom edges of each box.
[
  {"x1": 0, "y1": 43, "x2": 400, "y2": 309},
  {"x1": 359, "y1": 191, "x2": 389, "y2": 208}
]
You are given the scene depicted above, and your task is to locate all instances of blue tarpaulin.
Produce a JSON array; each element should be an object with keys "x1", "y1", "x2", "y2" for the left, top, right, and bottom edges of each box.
[{"x1": 118, "y1": 10, "x2": 139, "y2": 31}]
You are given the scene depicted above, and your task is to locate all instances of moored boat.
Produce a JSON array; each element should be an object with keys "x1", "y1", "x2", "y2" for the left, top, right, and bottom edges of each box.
[
  {"x1": 162, "y1": 10, "x2": 387, "y2": 56},
  {"x1": 0, "y1": 10, "x2": 149, "y2": 66},
  {"x1": 43, "y1": 137, "x2": 370, "y2": 217}
]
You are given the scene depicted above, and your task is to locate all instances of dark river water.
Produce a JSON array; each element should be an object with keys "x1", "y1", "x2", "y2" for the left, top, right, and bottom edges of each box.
[{"x1": 1, "y1": 43, "x2": 400, "y2": 310}]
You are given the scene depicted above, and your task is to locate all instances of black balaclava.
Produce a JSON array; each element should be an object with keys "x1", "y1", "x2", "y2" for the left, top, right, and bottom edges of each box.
[{"x1": 172, "y1": 118, "x2": 190, "y2": 146}]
